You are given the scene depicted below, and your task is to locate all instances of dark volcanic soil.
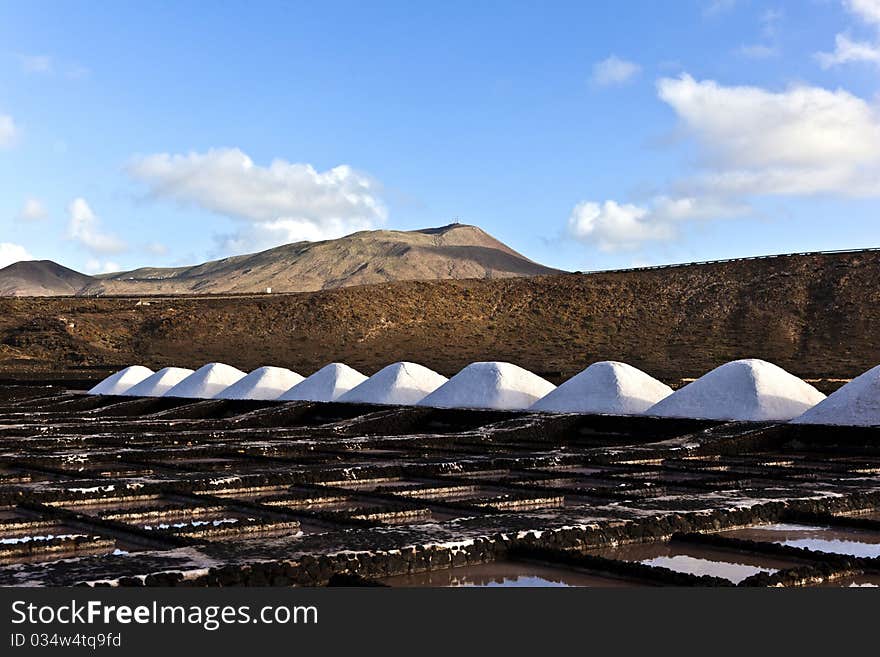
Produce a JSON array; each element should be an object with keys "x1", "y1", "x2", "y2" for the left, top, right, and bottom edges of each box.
[{"x1": 1, "y1": 250, "x2": 878, "y2": 390}]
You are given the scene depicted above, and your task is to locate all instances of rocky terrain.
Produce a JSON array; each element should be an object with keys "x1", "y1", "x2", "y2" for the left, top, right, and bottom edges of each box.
[{"x1": 1, "y1": 249, "x2": 878, "y2": 390}]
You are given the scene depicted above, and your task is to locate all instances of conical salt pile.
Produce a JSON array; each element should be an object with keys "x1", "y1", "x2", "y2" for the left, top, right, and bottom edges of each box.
[
  {"x1": 646, "y1": 359, "x2": 825, "y2": 421},
  {"x1": 420, "y1": 361, "x2": 555, "y2": 410},
  {"x1": 163, "y1": 362, "x2": 247, "y2": 399},
  {"x1": 278, "y1": 363, "x2": 368, "y2": 402},
  {"x1": 87, "y1": 366, "x2": 154, "y2": 396},
  {"x1": 215, "y1": 366, "x2": 304, "y2": 400},
  {"x1": 792, "y1": 364, "x2": 880, "y2": 427},
  {"x1": 337, "y1": 362, "x2": 447, "y2": 406},
  {"x1": 531, "y1": 361, "x2": 672, "y2": 414},
  {"x1": 122, "y1": 367, "x2": 194, "y2": 397}
]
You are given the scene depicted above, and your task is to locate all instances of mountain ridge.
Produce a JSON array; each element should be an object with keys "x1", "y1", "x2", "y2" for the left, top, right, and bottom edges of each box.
[
  {"x1": 0, "y1": 223, "x2": 561, "y2": 297},
  {"x1": 0, "y1": 260, "x2": 95, "y2": 297}
]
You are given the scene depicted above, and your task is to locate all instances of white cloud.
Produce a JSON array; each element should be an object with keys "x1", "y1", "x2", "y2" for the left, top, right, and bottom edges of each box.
[
  {"x1": 18, "y1": 198, "x2": 48, "y2": 221},
  {"x1": 846, "y1": 0, "x2": 880, "y2": 25},
  {"x1": 567, "y1": 196, "x2": 747, "y2": 251},
  {"x1": 213, "y1": 217, "x2": 376, "y2": 255},
  {"x1": 657, "y1": 74, "x2": 880, "y2": 196},
  {"x1": 570, "y1": 72, "x2": 880, "y2": 251},
  {"x1": 0, "y1": 243, "x2": 32, "y2": 268},
  {"x1": 84, "y1": 259, "x2": 120, "y2": 274},
  {"x1": 17, "y1": 54, "x2": 52, "y2": 74},
  {"x1": 591, "y1": 56, "x2": 641, "y2": 86},
  {"x1": 127, "y1": 148, "x2": 387, "y2": 252},
  {"x1": 0, "y1": 114, "x2": 17, "y2": 148},
  {"x1": 568, "y1": 201, "x2": 671, "y2": 251},
  {"x1": 67, "y1": 198, "x2": 128, "y2": 254},
  {"x1": 816, "y1": 1, "x2": 880, "y2": 67},
  {"x1": 817, "y1": 33, "x2": 880, "y2": 67}
]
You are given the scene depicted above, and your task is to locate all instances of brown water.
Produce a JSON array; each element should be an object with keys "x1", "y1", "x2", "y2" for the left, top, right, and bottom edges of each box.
[
  {"x1": 718, "y1": 523, "x2": 880, "y2": 559},
  {"x1": 587, "y1": 542, "x2": 802, "y2": 584},
  {"x1": 381, "y1": 561, "x2": 639, "y2": 587}
]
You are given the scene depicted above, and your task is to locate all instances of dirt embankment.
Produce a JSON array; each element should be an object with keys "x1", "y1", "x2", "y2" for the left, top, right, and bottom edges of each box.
[{"x1": 1, "y1": 250, "x2": 878, "y2": 390}]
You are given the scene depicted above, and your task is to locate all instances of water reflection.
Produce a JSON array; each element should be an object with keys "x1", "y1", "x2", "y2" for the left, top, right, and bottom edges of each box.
[
  {"x1": 587, "y1": 542, "x2": 802, "y2": 584},
  {"x1": 718, "y1": 523, "x2": 880, "y2": 559},
  {"x1": 381, "y1": 561, "x2": 637, "y2": 587}
]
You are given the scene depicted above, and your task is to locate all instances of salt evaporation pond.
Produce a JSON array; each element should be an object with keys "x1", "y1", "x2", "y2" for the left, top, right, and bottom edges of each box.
[
  {"x1": 380, "y1": 561, "x2": 636, "y2": 587},
  {"x1": 717, "y1": 523, "x2": 880, "y2": 559},
  {"x1": 121, "y1": 367, "x2": 194, "y2": 397},
  {"x1": 792, "y1": 363, "x2": 880, "y2": 427},
  {"x1": 278, "y1": 363, "x2": 367, "y2": 402},
  {"x1": 531, "y1": 361, "x2": 672, "y2": 414},
  {"x1": 337, "y1": 362, "x2": 447, "y2": 406},
  {"x1": 215, "y1": 366, "x2": 304, "y2": 400},
  {"x1": 87, "y1": 366, "x2": 154, "y2": 396},
  {"x1": 588, "y1": 541, "x2": 803, "y2": 584},
  {"x1": 419, "y1": 361, "x2": 555, "y2": 410},
  {"x1": 646, "y1": 359, "x2": 825, "y2": 421},
  {"x1": 162, "y1": 362, "x2": 247, "y2": 399}
]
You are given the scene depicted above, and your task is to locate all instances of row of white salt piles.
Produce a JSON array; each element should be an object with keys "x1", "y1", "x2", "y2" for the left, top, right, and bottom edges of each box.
[
  {"x1": 87, "y1": 359, "x2": 880, "y2": 427},
  {"x1": 88, "y1": 363, "x2": 370, "y2": 402}
]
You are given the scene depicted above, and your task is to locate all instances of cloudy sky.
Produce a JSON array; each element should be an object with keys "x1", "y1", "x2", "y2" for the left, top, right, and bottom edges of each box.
[{"x1": 2, "y1": 0, "x2": 880, "y2": 273}]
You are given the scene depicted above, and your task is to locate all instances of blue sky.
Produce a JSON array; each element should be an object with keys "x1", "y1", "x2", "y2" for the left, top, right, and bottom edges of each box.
[{"x1": 2, "y1": 0, "x2": 880, "y2": 274}]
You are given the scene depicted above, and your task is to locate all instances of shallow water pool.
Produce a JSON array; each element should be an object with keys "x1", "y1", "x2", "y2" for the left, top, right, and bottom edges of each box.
[
  {"x1": 717, "y1": 523, "x2": 880, "y2": 559},
  {"x1": 380, "y1": 561, "x2": 638, "y2": 587},
  {"x1": 586, "y1": 541, "x2": 803, "y2": 584}
]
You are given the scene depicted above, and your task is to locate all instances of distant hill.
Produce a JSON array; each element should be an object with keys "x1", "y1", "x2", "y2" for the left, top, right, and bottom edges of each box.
[
  {"x1": 0, "y1": 224, "x2": 561, "y2": 297},
  {"x1": 0, "y1": 260, "x2": 95, "y2": 297},
  {"x1": 2, "y1": 249, "x2": 880, "y2": 389}
]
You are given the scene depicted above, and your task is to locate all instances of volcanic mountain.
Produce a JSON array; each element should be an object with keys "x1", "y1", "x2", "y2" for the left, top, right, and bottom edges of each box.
[
  {"x1": 0, "y1": 224, "x2": 560, "y2": 297},
  {"x1": 0, "y1": 260, "x2": 95, "y2": 297}
]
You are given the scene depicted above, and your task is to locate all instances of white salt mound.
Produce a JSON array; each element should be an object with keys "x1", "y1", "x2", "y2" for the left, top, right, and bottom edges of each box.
[
  {"x1": 420, "y1": 361, "x2": 556, "y2": 411},
  {"x1": 337, "y1": 362, "x2": 448, "y2": 406},
  {"x1": 215, "y1": 366, "x2": 304, "y2": 400},
  {"x1": 792, "y1": 364, "x2": 880, "y2": 427},
  {"x1": 87, "y1": 366, "x2": 154, "y2": 396},
  {"x1": 278, "y1": 363, "x2": 368, "y2": 402},
  {"x1": 530, "y1": 361, "x2": 672, "y2": 415},
  {"x1": 163, "y1": 363, "x2": 247, "y2": 399},
  {"x1": 122, "y1": 367, "x2": 194, "y2": 397},
  {"x1": 646, "y1": 359, "x2": 825, "y2": 422}
]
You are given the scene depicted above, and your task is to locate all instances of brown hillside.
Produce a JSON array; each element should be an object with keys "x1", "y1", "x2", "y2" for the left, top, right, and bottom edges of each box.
[
  {"x1": 80, "y1": 223, "x2": 560, "y2": 295},
  {"x1": 1, "y1": 250, "x2": 879, "y2": 388},
  {"x1": 0, "y1": 260, "x2": 96, "y2": 297}
]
